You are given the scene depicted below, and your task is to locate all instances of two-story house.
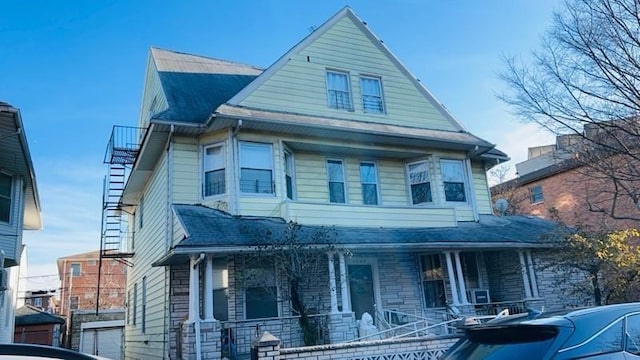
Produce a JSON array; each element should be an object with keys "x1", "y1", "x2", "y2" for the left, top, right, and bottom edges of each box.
[
  {"x1": 24, "y1": 289, "x2": 58, "y2": 313},
  {"x1": 0, "y1": 102, "x2": 42, "y2": 343},
  {"x1": 103, "y1": 7, "x2": 575, "y2": 359}
]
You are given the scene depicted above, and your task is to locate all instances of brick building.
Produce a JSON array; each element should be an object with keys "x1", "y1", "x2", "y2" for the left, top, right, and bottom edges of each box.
[
  {"x1": 491, "y1": 134, "x2": 639, "y2": 230},
  {"x1": 24, "y1": 289, "x2": 59, "y2": 314}
]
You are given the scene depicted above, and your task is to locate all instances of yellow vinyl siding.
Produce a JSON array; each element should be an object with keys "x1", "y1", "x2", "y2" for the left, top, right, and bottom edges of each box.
[
  {"x1": 125, "y1": 152, "x2": 169, "y2": 360},
  {"x1": 172, "y1": 138, "x2": 199, "y2": 204},
  {"x1": 472, "y1": 162, "x2": 493, "y2": 214},
  {"x1": 239, "y1": 16, "x2": 457, "y2": 131},
  {"x1": 139, "y1": 58, "x2": 168, "y2": 128}
]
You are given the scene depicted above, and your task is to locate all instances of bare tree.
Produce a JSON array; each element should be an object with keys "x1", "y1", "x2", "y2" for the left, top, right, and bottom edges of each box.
[
  {"x1": 499, "y1": 0, "x2": 640, "y2": 221},
  {"x1": 488, "y1": 165, "x2": 529, "y2": 215}
]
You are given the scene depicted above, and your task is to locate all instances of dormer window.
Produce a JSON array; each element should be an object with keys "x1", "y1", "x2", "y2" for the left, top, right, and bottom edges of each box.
[
  {"x1": 326, "y1": 71, "x2": 352, "y2": 110},
  {"x1": 360, "y1": 76, "x2": 384, "y2": 113},
  {"x1": 240, "y1": 142, "x2": 274, "y2": 194}
]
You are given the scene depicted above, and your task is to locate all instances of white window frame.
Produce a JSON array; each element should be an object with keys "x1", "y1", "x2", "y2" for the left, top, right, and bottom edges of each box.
[
  {"x1": 419, "y1": 253, "x2": 447, "y2": 308},
  {"x1": 203, "y1": 143, "x2": 226, "y2": 197},
  {"x1": 70, "y1": 263, "x2": 81, "y2": 277},
  {"x1": 360, "y1": 76, "x2": 385, "y2": 114},
  {"x1": 284, "y1": 150, "x2": 296, "y2": 200},
  {"x1": 440, "y1": 159, "x2": 469, "y2": 203},
  {"x1": 326, "y1": 159, "x2": 347, "y2": 204},
  {"x1": 406, "y1": 160, "x2": 433, "y2": 205},
  {"x1": 0, "y1": 173, "x2": 12, "y2": 223},
  {"x1": 359, "y1": 161, "x2": 380, "y2": 205},
  {"x1": 239, "y1": 142, "x2": 275, "y2": 195},
  {"x1": 326, "y1": 70, "x2": 353, "y2": 111}
]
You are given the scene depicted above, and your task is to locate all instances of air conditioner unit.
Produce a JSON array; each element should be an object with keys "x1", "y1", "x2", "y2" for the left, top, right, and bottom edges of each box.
[{"x1": 467, "y1": 289, "x2": 490, "y2": 304}]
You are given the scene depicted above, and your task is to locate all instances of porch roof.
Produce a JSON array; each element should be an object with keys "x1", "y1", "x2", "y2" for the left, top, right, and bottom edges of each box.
[{"x1": 153, "y1": 204, "x2": 560, "y2": 266}]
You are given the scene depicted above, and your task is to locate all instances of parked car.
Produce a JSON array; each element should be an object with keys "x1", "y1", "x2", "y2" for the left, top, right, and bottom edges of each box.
[
  {"x1": 440, "y1": 302, "x2": 640, "y2": 359},
  {"x1": 0, "y1": 344, "x2": 110, "y2": 359}
]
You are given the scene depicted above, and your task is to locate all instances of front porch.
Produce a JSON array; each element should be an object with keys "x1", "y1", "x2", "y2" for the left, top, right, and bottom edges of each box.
[{"x1": 169, "y1": 248, "x2": 543, "y2": 359}]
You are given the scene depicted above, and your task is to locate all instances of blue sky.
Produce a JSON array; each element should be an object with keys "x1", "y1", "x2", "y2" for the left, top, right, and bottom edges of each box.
[{"x1": 1, "y1": 1, "x2": 559, "y2": 289}]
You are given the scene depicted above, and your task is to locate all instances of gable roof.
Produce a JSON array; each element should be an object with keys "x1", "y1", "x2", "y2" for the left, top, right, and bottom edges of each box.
[
  {"x1": 154, "y1": 204, "x2": 559, "y2": 266},
  {"x1": 150, "y1": 48, "x2": 262, "y2": 124},
  {"x1": 15, "y1": 305, "x2": 65, "y2": 326},
  {"x1": 226, "y1": 6, "x2": 467, "y2": 132}
]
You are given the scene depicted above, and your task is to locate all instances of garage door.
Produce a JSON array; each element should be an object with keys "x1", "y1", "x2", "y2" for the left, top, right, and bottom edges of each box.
[{"x1": 80, "y1": 326, "x2": 123, "y2": 360}]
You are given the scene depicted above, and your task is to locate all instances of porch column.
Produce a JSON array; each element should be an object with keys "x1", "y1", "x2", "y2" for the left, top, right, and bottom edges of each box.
[
  {"x1": 327, "y1": 252, "x2": 339, "y2": 313},
  {"x1": 338, "y1": 252, "x2": 350, "y2": 312},
  {"x1": 189, "y1": 255, "x2": 201, "y2": 322},
  {"x1": 453, "y1": 251, "x2": 469, "y2": 304},
  {"x1": 526, "y1": 251, "x2": 539, "y2": 298},
  {"x1": 443, "y1": 251, "x2": 460, "y2": 305},
  {"x1": 204, "y1": 255, "x2": 215, "y2": 320},
  {"x1": 518, "y1": 250, "x2": 533, "y2": 299}
]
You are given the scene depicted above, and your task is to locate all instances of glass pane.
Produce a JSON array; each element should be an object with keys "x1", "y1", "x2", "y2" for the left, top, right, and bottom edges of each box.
[
  {"x1": 204, "y1": 146, "x2": 224, "y2": 170},
  {"x1": 561, "y1": 319, "x2": 623, "y2": 358},
  {"x1": 423, "y1": 280, "x2": 446, "y2": 308},
  {"x1": 214, "y1": 288, "x2": 229, "y2": 321},
  {"x1": 286, "y1": 175, "x2": 293, "y2": 200},
  {"x1": 627, "y1": 314, "x2": 640, "y2": 354},
  {"x1": 409, "y1": 162, "x2": 430, "y2": 185},
  {"x1": 462, "y1": 253, "x2": 479, "y2": 289},
  {"x1": 441, "y1": 160, "x2": 464, "y2": 182},
  {"x1": 245, "y1": 287, "x2": 278, "y2": 319},
  {"x1": 411, "y1": 183, "x2": 432, "y2": 204},
  {"x1": 327, "y1": 72, "x2": 349, "y2": 91},
  {"x1": 360, "y1": 77, "x2": 381, "y2": 96},
  {"x1": 284, "y1": 152, "x2": 293, "y2": 174},
  {"x1": 0, "y1": 198, "x2": 9, "y2": 222},
  {"x1": 421, "y1": 255, "x2": 443, "y2": 281},
  {"x1": 205, "y1": 169, "x2": 225, "y2": 196},
  {"x1": 362, "y1": 95, "x2": 383, "y2": 113},
  {"x1": 444, "y1": 182, "x2": 466, "y2": 202},
  {"x1": 360, "y1": 163, "x2": 376, "y2": 183},
  {"x1": 362, "y1": 184, "x2": 378, "y2": 205},
  {"x1": 240, "y1": 143, "x2": 272, "y2": 169},
  {"x1": 329, "y1": 182, "x2": 345, "y2": 203},
  {"x1": 327, "y1": 160, "x2": 344, "y2": 182},
  {"x1": 0, "y1": 174, "x2": 11, "y2": 197},
  {"x1": 240, "y1": 169, "x2": 273, "y2": 194}
]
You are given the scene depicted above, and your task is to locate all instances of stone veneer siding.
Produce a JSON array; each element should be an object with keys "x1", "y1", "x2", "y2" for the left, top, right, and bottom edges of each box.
[{"x1": 69, "y1": 309, "x2": 125, "y2": 352}]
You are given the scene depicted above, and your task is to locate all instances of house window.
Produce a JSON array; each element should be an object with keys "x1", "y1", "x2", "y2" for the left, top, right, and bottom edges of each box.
[
  {"x1": 141, "y1": 276, "x2": 146, "y2": 333},
  {"x1": 244, "y1": 262, "x2": 278, "y2": 319},
  {"x1": 461, "y1": 252, "x2": 480, "y2": 289},
  {"x1": 327, "y1": 160, "x2": 346, "y2": 203},
  {"x1": 326, "y1": 71, "x2": 352, "y2": 110},
  {"x1": 0, "y1": 173, "x2": 11, "y2": 223},
  {"x1": 33, "y1": 297, "x2": 42, "y2": 307},
  {"x1": 441, "y1": 160, "x2": 467, "y2": 202},
  {"x1": 70, "y1": 263, "x2": 81, "y2": 277},
  {"x1": 239, "y1": 142, "x2": 274, "y2": 194},
  {"x1": 133, "y1": 283, "x2": 137, "y2": 325},
  {"x1": 530, "y1": 185, "x2": 544, "y2": 204},
  {"x1": 213, "y1": 258, "x2": 229, "y2": 321},
  {"x1": 70, "y1": 296, "x2": 79, "y2": 310},
  {"x1": 284, "y1": 151, "x2": 295, "y2": 200},
  {"x1": 204, "y1": 144, "x2": 225, "y2": 196},
  {"x1": 360, "y1": 162, "x2": 379, "y2": 205},
  {"x1": 138, "y1": 196, "x2": 144, "y2": 229},
  {"x1": 127, "y1": 290, "x2": 131, "y2": 325},
  {"x1": 420, "y1": 254, "x2": 446, "y2": 308},
  {"x1": 408, "y1": 161, "x2": 432, "y2": 204},
  {"x1": 360, "y1": 76, "x2": 384, "y2": 113}
]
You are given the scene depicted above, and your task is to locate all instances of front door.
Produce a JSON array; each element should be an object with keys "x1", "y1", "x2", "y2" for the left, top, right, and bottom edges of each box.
[{"x1": 348, "y1": 264, "x2": 376, "y2": 321}]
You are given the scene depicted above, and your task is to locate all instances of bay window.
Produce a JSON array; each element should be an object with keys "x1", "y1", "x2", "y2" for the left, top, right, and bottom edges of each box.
[
  {"x1": 203, "y1": 144, "x2": 225, "y2": 196},
  {"x1": 240, "y1": 142, "x2": 274, "y2": 194}
]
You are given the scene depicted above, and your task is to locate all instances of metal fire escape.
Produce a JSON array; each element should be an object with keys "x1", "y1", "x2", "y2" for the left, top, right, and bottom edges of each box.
[{"x1": 97, "y1": 126, "x2": 144, "y2": 313}]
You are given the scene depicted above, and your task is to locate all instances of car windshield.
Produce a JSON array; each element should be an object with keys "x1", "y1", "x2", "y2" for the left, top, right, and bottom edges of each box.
[{"x1": 441, "y1": 325, "x2": 559, "y2": 360}]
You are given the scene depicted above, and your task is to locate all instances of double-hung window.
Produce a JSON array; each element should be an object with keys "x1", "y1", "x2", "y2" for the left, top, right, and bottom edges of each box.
[
  {"x1": 360, "y1": 76, "x2": 384, "y2": 113},
  {"x1": 284, "y1": 151, "x2": 295, "y2": 200},
  {"x1": 360, "y1": 162, "x2": 379, "y2": 205},
  {"x1": 240, "y1": 142, "x2": 274, "y2": 194},
  {"x1": 408, "y1": 161, "x2": 432, "y2": 204},
  {"x1": 0, "y1": 173, "x2": 11, "y2": 223},
  {"x1": 530, "y1": 185, "x2": 544, "y2": 204},
  {"x1": 327, "y1": 160, "x2": 346, "y2": 203},
  {"x1": 71, "y1": 263, "x2": 81, "y2": 277},
  {"x1": 420, "y1": 254, "x2": 446, "y2": 308},
  {"x1": 204, "y1": 144, "x2": 225, "y2": 196},
  {"x1": 326, "y1": 71, "x2": 352, "y2": 110},
  {"x1": 441, "y1": 160, "x2": 467, "y2": 202}
]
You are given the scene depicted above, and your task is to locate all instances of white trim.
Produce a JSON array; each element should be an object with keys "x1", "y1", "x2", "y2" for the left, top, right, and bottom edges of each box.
[
  {"x1": 359, "y1": 161, "x2": 380, "y2": 206},
  {"x1": 283, "y1": 148, "x2": 296, "y2": 201},
  {"x1": 81, "y1": 320, "x2": 125, "y2": 330},
  {"x1": 359, "y1": 75, "x2": 385, "y2": 114},
  {"x1": 440, "y1": 159, "x2": 470, "y2": 204},
  {"x1": 526, "y1": 251, "x2": 539, "y2": 298},
  {"x1": 204, "y1": 256, "x2": 214, "y2": 320},
  {"x1": 406, "y1": 158, "x2": 434, "y2": 206},
  {"x1": 518, "y1": 251, "x2": 532, "y2": 299},
  {"x1": 239, "y1": 141, "x2": 275, "y2": 196},
  {"x1": 338, "y1": 252, "x2": 350, "y2": 312},
  {"x1": 346, "y1": 257, "x2": 382, "y2": 316},
  {"x1": 326, "y1": 158, "x2": 348, "y2": 204},
  {"x1": 327, "y1": 252, "x2": 339, "y2": 314},
  {"x1": 326, "y1": 69, "x2": 354, "y2": 111},
  {"x1": 202, "y1": 142, "x2": 226, "y2": 199},
  {"x1": 444, "y1": 251, "x2": 459, "y2": 305},
  {"x1": 453, "y1": 251, "x2": 469, "y2": 305}
]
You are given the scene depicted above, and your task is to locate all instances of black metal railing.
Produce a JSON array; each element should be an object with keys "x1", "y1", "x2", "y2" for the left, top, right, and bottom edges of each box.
[{"x1": 104, "y1": 126, "x2": 145, "y2": 165}]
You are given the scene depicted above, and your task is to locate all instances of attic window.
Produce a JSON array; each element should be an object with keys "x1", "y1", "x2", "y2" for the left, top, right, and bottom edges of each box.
[
  {"x1": 326, "y1": 71, "x2": 352, "y2": 110},
  {"x1": 360, "y1": 76, "x2": 384, "y2": 113}
]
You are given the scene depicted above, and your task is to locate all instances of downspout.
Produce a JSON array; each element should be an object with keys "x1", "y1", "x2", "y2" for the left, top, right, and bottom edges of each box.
[
  {"x1": 164, "y1": 124, "x2": 175, "y2": 359},
  {"x1": 231, "y1": 120, "x2": 243, "y2": 215}
]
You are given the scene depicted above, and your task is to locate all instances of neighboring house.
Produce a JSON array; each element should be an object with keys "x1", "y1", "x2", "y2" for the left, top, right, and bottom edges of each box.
[
  {"x1": 0, "y1": 102, "x2": 42, "y2": 343},
  {"x1": 56, "y1": 250, "x2": 126, "y2": 349},
  {"x1": 24, "y1": 289, "x2": 59, "y2": 314},
  {"x1": 491, "y1": 132, "x2": 640, "y2": 230},
  {"x1": 13, "y1": 305, "x2": 64, "y2": 346},
  {"x1": 102, "y1": 7, "x2": 575, "y2": 359}
]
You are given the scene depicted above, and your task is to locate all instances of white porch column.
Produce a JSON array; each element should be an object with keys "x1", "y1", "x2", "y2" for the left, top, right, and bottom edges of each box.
[
  {"x1": 444, "y1": 251, "x2": 460, "y2": 305},
  {"x1": 454, "y1": 251, "x2": 469, "y2": 304},
  {"x1": 204, "y1": 256, "x2": 215, "y2": 320},
  {"x1": 327, "y1": 252, "x2": 339, "y2": 313},
  {"x1": 189, "y1": 255, "x2": 201, "y2": 322},
  {"x1": 518, "y1": 250, "x2": 533, "y2": 299},
  {"x1": 338, "y1": 252, "x2": 350, "y2": 312},
  {"x1": 526, "y1": 251, "x2": 539, "y2": 298}
]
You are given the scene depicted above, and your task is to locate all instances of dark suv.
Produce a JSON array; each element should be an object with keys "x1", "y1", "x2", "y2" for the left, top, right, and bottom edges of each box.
[{"x1": 440, "y1": 302, "x2": 640, "y2": 359}]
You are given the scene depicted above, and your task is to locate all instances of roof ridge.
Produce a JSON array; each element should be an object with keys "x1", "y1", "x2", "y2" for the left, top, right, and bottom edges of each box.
[{"x1": 150, "y1": 46, "x2": 263, "y2": 70}]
